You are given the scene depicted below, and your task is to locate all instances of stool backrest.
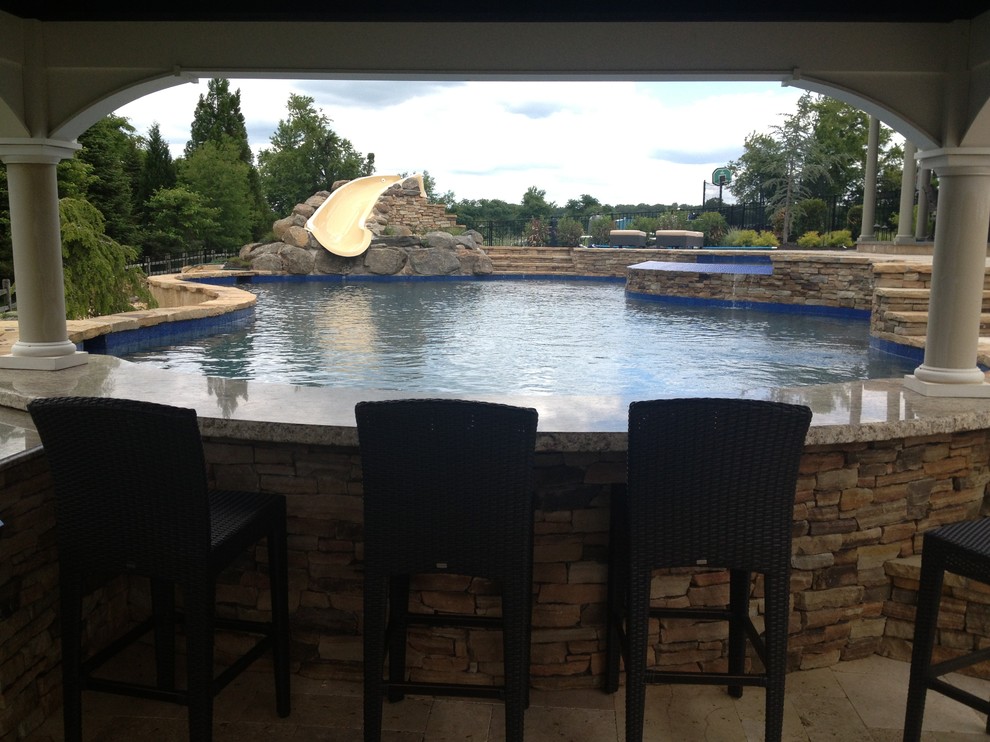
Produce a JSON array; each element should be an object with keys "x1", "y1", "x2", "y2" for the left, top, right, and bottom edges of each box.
[
  {"x1": 355, "y1": 398, "x2": 539, "y2": 578},
  {"x1": 626, "y1": 397, "x2": 812, "y2": 572},
  {"x1": 28, "y1": 396, "x2": 212, "y2": 579}
]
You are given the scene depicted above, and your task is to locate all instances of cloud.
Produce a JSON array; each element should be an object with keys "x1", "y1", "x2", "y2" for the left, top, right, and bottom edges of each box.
[
  {"x1": 114, "y1": 77, "x2": 806, "y2": 206},
  {"x1": 650, "y1": 147, "x2": 744, "y2": 165},
  {"x1": 505, "y1": 101, "x2": 567, "y2": 119}
]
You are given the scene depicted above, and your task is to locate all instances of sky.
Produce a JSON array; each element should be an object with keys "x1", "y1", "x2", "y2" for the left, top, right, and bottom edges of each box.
[{"x1": 114, "y1": 78, "x2": 807, "y2": 208}]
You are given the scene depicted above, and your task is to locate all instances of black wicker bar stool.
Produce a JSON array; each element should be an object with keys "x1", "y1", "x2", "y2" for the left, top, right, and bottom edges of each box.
[
  {"x1": 903, "y1": 518, "x2": 990, "y2": 741},
  {"x1": 605, "y1": 397, "x2": 812, "y2": 742},
  {"x1": 28, "y1": 396, "x2": 291, "y2": 742},
  {"x1": 356, "y1": 398, "x2": 539, "y2": 742}
]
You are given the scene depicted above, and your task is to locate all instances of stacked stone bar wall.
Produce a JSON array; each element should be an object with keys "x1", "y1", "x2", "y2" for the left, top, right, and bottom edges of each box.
[{"x1": 4, "y1": 425, "x2": 990, "y2": 738}]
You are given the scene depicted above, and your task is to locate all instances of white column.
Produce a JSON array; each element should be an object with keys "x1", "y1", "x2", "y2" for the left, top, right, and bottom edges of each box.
[
  {"x1": 903, "y1": 148, "x2": 990, "y2": 397},
  {"x1": 859, "y1": 117, "x2": 880, "y2": 243},
  {"x1": 0, "y1": 139, "x2": 87, "y2": 370},
  {"x1": 894, "y1": 141, "x2": 918, "y2": 244}
]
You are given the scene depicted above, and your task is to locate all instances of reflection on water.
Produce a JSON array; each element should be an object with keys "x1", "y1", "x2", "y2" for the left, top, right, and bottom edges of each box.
[{"x1": 119, "y1": 280, "x2": 918, "y2": 398}]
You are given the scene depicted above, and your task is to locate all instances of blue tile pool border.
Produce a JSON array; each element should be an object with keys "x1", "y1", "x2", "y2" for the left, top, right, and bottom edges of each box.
[{"x1": 80, "y1": 307, "x2": 255, "y2": 355}]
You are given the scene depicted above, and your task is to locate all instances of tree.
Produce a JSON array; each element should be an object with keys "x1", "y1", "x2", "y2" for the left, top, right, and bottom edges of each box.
[
  {"x1": 185, "y1": 78, "x2": 253, "y2": 164},
  {"x1": 185, "y1": 78, "x2": 271, "y2": 239},
  {"x1": 519, "y1": 186, "x2": 553, "y2": 220},
  {"x1": 727, "y1": 132, "x2": 786, "y2": 207},
  {"x1": 75, "y1": 115, "x2": 142, "y2": 248},
  {"x1": 142, "y1": 186, "x2": 222, "y2": 255},
  {"x1": 451, "y1": 198, "x2": 520, "y2": 229},
  {"x1": 564, "y1": 194, "x2": 605, "y2": 223},
  {"x1": 58, "y1": 197, "x2": 154, "y2": 319},
  {"x1": 728, "y1": 94, "x2": 835, "y2": 242},
  {"x1": 136, "y1": 123, "x2": 177, "y2": 213},
  {"x1": 257, "y1": 93, "x2": 373, "y2": 216},
  {"x1": 178, "y1": 139, "x2": 257, "y2": 252}
]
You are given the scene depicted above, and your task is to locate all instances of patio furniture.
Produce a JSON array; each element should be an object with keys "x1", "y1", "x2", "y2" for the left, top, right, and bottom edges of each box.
[
  {"x1": 356, "y1": 398, "x2": 539, "y2": 742},
  {"x1": 604, "y1": 397, "x2": 812, "y2": 742},
  {"x1": 903, "y1": 518, "x2": 990, "y2": 741},
  {"x1": 609, "y1": 229, "x2": 647, "y2": 247},
  {"x1": 655, "y1": 229, "x2": 704, "y2": 248},
  {"x1": 27, "y1": 396, "x2": 290, "y2": 742}
]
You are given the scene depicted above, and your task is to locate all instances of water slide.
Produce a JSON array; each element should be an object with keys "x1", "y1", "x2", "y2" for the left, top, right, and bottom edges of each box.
[{"x1": 305, "y1": 173, "x2": 425, "y2": 257}]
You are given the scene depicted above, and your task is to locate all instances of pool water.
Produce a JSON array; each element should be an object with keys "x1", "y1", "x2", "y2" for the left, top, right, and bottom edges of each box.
[{"x1": 119, "y1": 279, "x2": 918, "y2": 398}]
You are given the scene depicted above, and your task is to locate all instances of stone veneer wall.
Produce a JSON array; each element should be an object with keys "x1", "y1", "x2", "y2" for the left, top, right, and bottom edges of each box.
[
  {"x1": 623, "y1": 252, "x2": 880, "y2": 314},
  {"x1": 7, "y1": 422, "x2": 990, "y2": 739}
]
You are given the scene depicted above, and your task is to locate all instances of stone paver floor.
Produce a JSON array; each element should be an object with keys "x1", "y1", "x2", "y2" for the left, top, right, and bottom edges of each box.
[{"x1": 24, "y1": 654, "x2": 990, "y2": 741}]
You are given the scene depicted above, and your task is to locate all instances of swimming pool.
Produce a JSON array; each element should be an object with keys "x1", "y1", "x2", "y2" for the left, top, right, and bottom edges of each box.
[{"x1": 117, "y1": 278, "x2": 919, "y2": 400}]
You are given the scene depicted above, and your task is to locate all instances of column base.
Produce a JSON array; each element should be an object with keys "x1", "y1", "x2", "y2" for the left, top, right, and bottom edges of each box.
[
  {"x1": 0, "y1": 351, "x2": 89, "y2": 370},
  {"x1": 903, "y1": 374, "x2": 990, "y2": 398}
]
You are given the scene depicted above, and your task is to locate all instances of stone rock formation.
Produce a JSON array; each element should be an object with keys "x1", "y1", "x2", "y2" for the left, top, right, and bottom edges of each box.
[{"x1": 237, "y1": 177, "x2": 493, "y2": 277}]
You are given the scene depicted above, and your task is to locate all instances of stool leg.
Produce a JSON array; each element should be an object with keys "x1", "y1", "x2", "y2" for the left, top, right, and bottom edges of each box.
[
  {"x1": 903, "y1": 551, "x2": 944, "y2": 742},
  {"x1": 502, "y1": 574, "x2": 530, "y2": 742},
  {"x1": 363, "y1": 571, "x2": 387, "y2": 742},
  {"x1": 387, "y1": 575, "x2": 410, "y2": 703},
  {"x1": 59, "y1": 570, "x2": 84, "y2": 742},
  {"x1": 183, "y1": 579, "x2": 216, "y2": 742},
  {"x1": 268, "y1": 509, "x2": 291, "y2": 717},
  {"x1": 762, "y1": 570, "x2": 789, "y2": 742},
  {"x1": 624, "y1": 566, "x2": 651, "y2": 742},
  {"x1": 605, "y1": 491, "x2": 626, "y2": 695},
  {"x1": 727, "y1": 569, "x2": 750, "y2": 699},
  {"x1": 151, "y1": 578, "x2": 176, "y2": 691}
]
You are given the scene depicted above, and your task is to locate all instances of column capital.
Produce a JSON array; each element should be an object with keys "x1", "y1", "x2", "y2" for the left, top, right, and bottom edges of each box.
[
  {"x1": 916, "y1": 147, "x2": 990, "y2": 175},
  {"x1": 0, "y1": 138, "x2": 80, "y2": 165}
]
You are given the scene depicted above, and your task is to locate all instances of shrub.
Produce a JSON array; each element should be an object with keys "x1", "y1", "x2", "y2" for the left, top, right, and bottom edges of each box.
[
  {"x1": 797, "y1": 231, "x2": 823, "y2": 248},
  {"x1": 823, "y1": 230, "x2": 854, "y2": 248},
  {"x1": 752, "y1": 230, "x2": 780, "y2": 247},
  {"x1": 796, "y1": 230, "x2": 854, "y2": 249},
  {"x1": 692, "y1": 212, "x2": 729, "y2": 246},
  {"x1": 725, "y1": 229, "x2": 780, "y2": 248},
  {"x1": 589, "y1": 216, "x2": 614, "y2": 246},
  {"x1": 656, "y1": 211, "x2": 688, "y2": 230},
  {"x1": 555, "y1": 218, "x2": 584, "y2": 247},
  {"x1": 526, "y1": 218, "x2": 549, "y2": 246},
  {"x1": 794, "y1": 198, "x2": 828, "y2": 235},
  {"x1": 725, "y1": 229, "x2": 758, "y2": 246},
  {"x1": 630, "y1": 216, "x2": 662, "y2": 234}
]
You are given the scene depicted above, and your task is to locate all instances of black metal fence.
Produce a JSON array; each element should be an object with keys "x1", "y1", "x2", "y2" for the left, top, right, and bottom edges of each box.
[
  {"x1": 127, "y1": 250, "x2": 239, "y2": 277},
  {"x1": 0, "y1": 279, "x2": 14, "y2": 314},
  {"x1": 467, "y1": 198, "x2": 901, "y2": 247}
]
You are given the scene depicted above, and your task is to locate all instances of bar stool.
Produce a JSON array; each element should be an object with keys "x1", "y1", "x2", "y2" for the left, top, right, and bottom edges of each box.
[
  {"x1": 28, "y1": 396, "x2": 291, "y2": 742},
  {"x1": 356, "y1": 398, "x2": 539, "y2": 742},
  {"x1": 903, "y1": 518, "x2": 990, "y2": 741},
  {"x1": 605, "y1": 397, "x2": 812, "y2": 742}
]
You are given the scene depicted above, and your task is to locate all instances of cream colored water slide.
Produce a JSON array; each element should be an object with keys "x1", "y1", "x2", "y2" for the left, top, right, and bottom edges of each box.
[{"x1": 305, "y1": 174, "x2": 425, "y2": 257}]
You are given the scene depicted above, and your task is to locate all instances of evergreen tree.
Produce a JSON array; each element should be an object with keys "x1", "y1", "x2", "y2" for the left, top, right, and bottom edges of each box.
[
  {"x1": 142, "y1": 186, "x2": 222, "y2": 255},
  {"x1": 178, "y1": 139, "x2": 256, "y2": 252},
  {"x1": 185, "y1": 78, "x2": 253, "y2": 164},
  {"x1": 58, "y1": 197, "x2": 154, "y2": 319},
  {"x1": 137, "y1": 123, "x2": 177, "y2": 211},
  {"x1": 185, "y1": 78, "x2": 271, "y2": 239},
  {"x1": 75, "y1": 115, "x2": 142, "y2": 248},
  {"x1": 257, "y1": 93, "x2": 373, "y2": 215}
]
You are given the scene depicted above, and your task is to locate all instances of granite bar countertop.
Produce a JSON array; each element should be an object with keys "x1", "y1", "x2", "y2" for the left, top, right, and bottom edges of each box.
[{"x1": 1, "y1": 355, "x2": 990, "y2": 463}]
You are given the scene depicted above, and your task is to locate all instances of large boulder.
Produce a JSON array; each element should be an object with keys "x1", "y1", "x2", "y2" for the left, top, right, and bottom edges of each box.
[{"x1": 242, "y1": 188, "x2": 489, "y2": 277}]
